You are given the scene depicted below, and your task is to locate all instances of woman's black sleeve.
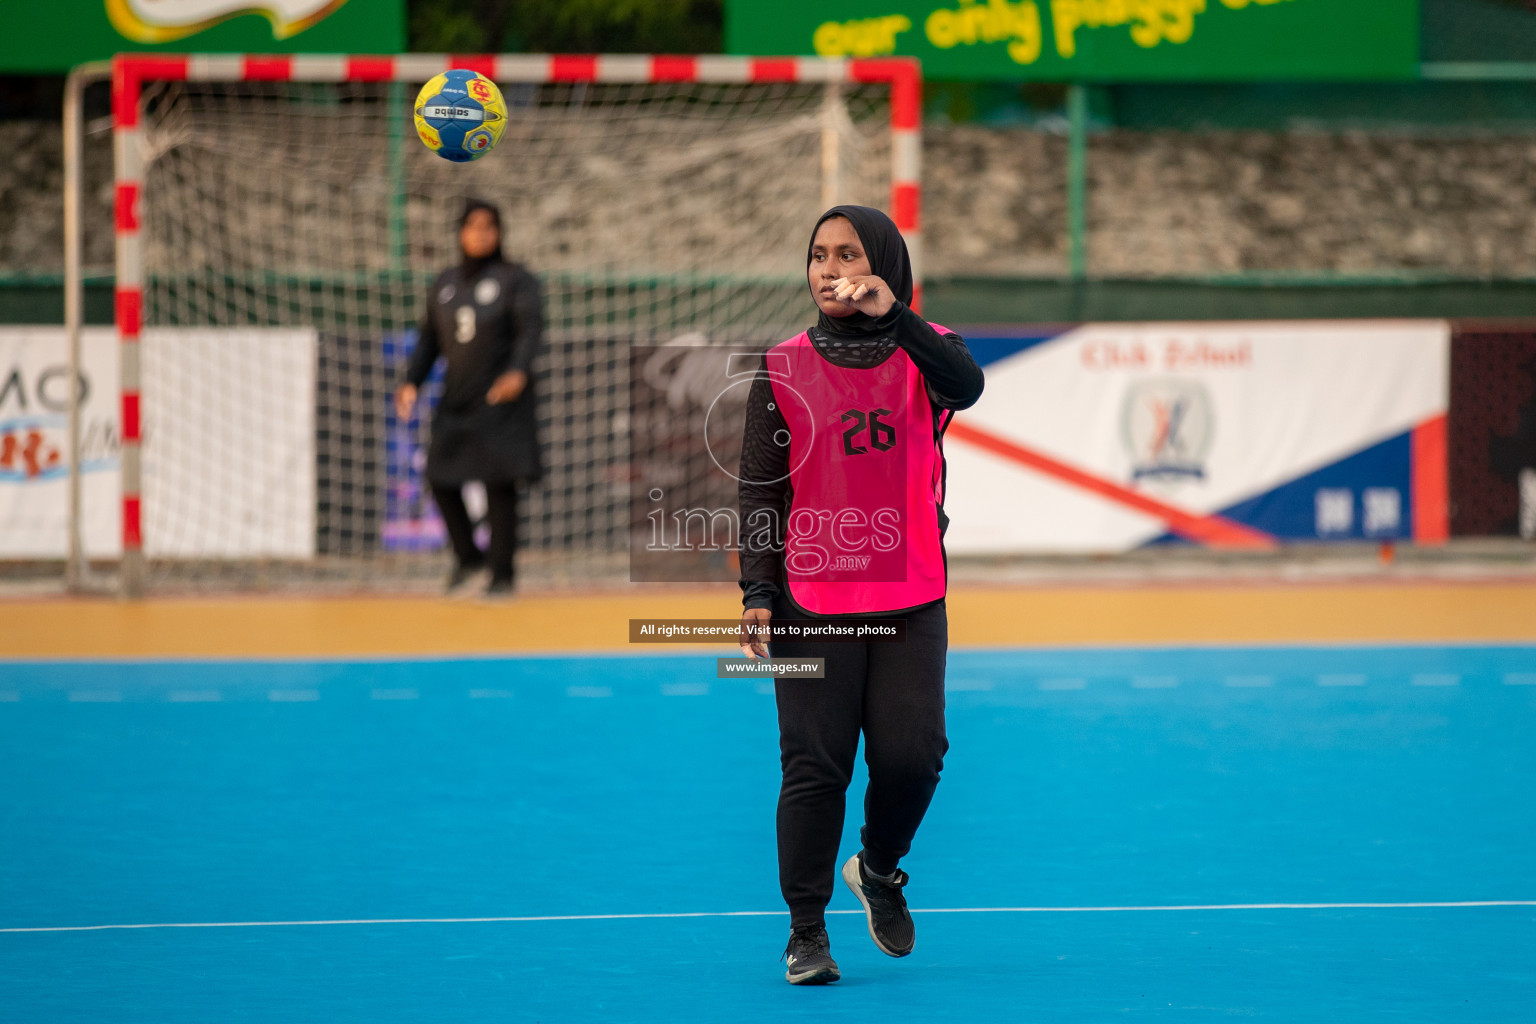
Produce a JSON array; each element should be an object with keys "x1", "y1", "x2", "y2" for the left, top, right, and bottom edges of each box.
[
  {"x1": 882, "y1": 302, "x2": 985, "y2": 410},
  {"x1": 738, "y1": 364, "x2": 790, "y2": 611},
  {"x1": 505, "y1": 270, "x2": 544, "y2": 376},
  {"x1": 404, "y1": 285, "x2": 441, "y2": 388}
]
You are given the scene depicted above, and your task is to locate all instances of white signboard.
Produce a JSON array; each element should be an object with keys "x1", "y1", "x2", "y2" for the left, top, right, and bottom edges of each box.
[
  {"x1": 0, "y1": 327, "x2": 120, "y2": 558},
  {"x1": 944, "y1": 320, "x2": 1450, "y2": 553},
  {"x1": 0, "y1": 327, "x2": 317, "y2": 559}
]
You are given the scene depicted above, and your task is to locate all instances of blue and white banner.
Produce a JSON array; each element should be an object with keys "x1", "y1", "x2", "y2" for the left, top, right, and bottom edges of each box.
[{"x1": 945, "y1": 320, "x2": 1450, "y2": 553}]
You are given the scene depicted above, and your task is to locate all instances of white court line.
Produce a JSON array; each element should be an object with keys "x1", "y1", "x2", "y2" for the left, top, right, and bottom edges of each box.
[
  {"x1": 1131, "y1": 676, "x2": 1179, "y2": 689},
  {"x1": 947, "y1": 679, "x2": 995, "y2": 691},
  {"x1": 1039, "y1": 678, "x2": 1087, "y2": 691},
  {"x1": 268, "y1": 689, "x2": 319, "y2": 702},
  {"x1": 1412, "y1": 674, "x2": 1460, "y2": 687},
  {"x1": 370, "y1": 688, "x2": 419, "y2": 701},
  {"x1": 13, "y1": 639, "x2": 1536, "y2": 668},
  {"x1": 5, "y1": 901, "x2": 1533, "y2": 934},
  {"x1": 1223, "y1": 675, "x2": 1273, "y2": 688},
  {"x1": 168, "y1": 690, "x2": 222, "y2": 703}
]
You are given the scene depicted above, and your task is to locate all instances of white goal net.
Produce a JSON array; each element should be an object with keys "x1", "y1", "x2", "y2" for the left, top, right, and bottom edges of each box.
[{"x1": 103, "y1": 55, "x2": 916, "y2": 594}]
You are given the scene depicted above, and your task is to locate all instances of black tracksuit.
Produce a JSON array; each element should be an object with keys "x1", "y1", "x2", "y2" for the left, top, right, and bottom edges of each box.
[
  {"x1": 405, "y1": 256, "x2": 545, "y2": 583},
  {"x1": 738, "y1": 301, "x2": 984, "y2": 928}
]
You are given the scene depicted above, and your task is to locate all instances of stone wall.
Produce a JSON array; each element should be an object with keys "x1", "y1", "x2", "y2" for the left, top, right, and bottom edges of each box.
[
  {"x1": 0, "y1": 121, "x2": 116, "y2": 273},
  {"x1": 920, "y1": 126, "x2": 1535, "y2": 279},
  {"x1": 3, "y1": 119, "x2": 1534, "y2": 281}
]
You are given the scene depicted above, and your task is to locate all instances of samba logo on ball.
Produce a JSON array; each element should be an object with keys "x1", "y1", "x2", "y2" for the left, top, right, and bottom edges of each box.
[{"x1": 414, "y1": 69, "x2": 507, "y2": 163}]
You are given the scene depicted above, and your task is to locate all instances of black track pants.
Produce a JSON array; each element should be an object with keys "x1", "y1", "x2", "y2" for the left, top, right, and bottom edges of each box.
[
  {"x1": 769, "y1": 594, "x2": 949, "y2": 929},
  {"x1": 430, "y1": 482, "x2": 520, "y2": 583}
]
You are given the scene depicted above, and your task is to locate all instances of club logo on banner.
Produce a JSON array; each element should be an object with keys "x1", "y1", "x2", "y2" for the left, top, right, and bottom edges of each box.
[
  {"x1": 106, "y1": 0, "x2": 349, "y2": 43},
  {"x1": 942, "y1": 321, "x2": 1451, "y2": 553},
  {"x1": 0, "y1": 373, "x2": 78, "y2": 481},
  {"x1": 1121, "y1": 378, "x2": 1213, "y2": 483}
]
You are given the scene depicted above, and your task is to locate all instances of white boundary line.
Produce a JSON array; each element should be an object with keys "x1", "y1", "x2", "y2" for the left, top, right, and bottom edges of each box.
[
  {"x1": 5, "y1": 902, "x2": 1533, "y2": 934},
  {"x1": 6, "y1": 638, "x2": 1536, "y2": 666}
]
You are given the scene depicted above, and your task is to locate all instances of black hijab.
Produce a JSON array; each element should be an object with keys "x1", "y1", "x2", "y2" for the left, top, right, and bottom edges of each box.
[
  {"x1": 458, "y1": 197, "x2": 504, "y2": 276},
  {"x1": 807, "y1": 204, "x2": 914, "y2": 338}
]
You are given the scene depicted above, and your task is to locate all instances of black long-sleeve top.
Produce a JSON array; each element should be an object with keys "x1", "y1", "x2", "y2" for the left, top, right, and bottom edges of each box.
[
  {"x1": 737, "y1": 302, "x2": 985, "y2": 611},
  {"x1": 402, "y1": 258, "x2": 547, "y2": 485},
  {"x1": 404, "y1": 259, "x2": 543, "y2": 411}
]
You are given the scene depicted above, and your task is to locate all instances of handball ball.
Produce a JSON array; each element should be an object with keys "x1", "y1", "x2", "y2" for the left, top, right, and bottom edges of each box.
[{"x1": 414, "y1": 69, "x2": 506, "y2": 162}]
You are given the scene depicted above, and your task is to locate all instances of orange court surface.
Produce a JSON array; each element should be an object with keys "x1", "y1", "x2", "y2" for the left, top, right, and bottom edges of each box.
[{"x1": 6, "y1": 578, "x2": 1536, "y2": 659}]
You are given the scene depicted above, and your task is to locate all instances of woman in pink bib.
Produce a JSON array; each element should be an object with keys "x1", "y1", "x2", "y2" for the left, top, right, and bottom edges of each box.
[{"x1": 737, "y1": 206, "x2": 984, "y2": 985}]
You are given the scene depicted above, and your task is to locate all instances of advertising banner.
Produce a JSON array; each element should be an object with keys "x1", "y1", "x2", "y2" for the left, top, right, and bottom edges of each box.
[
  {"x1": 0, "y1": 327, "x2": 120, "y2": 558},
  {"x1": 0, "y1": 327, "x2": 316, "y2": 559},
  {"x1": 381, "y1": 328, "x2": 449, "y2": 553},
  {"x1": 727, "y1": 0, "x2": 1420, "y2": 81},
  {"x1": 944, "y1": 320, "x2": 1449, "y2": 553},
  {"x1": 0, "y1": 0, "x2": 403, "y2": 73}
]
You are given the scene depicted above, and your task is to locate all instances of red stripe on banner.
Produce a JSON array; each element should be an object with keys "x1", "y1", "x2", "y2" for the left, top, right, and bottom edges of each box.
[
  {"x1": 910, "y1": 281, "x2": 923, "y2": 315},
  {"x1": 122, "y1": 393, "x2": 141, "y2": 443},
  {"x1": 242, "y1": 56, "x2": 294, "y2": 81},
  {"x1": 123, "y1": 495, "x2": 142, "y2": 551},
  {"x1": 451, "y1": 54, "x2": 497, "y2": 79},
  {"x1": 114, "y1": 183, "x2": 139, "y2": 233},
  {"x1": 750, "y1": 58, "x2": 798, "y2": 82},
  {"x1": 945, "y1": 420, "x2": 1279, "y2": 550},
  {"x1": 650, "y1": 55, "x2": 699, "y2": 82},
  {"x1": 892, "y1": 182, "x2": 920, "y2": 231},
  {"x1": 345, "y1": 56, "x2": 396, "y2": 82},
  {"x1": 1412, "y1": 414, "x2": 1449, "y2": 544},
  {"x1": 550, "y1": 55, "x2": 598, "y2": 81},
  {"x1": 115, "y1": 289, "x2": 142, "y2": 337}
]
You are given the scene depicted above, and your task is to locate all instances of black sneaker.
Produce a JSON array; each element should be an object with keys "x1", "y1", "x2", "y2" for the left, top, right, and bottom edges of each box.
[
  {"x1": 841, "y1": 852, "x2": 915, "y2": 957},
  {"x1": 478, "y1": 578, "x2": 516, "y2": 603},
  {"x1": 782, "y1": 924, "x2": 840, "y2": 985},
  {"x1": 444, "y1": 563, "x2": 487, "y2": 598}
]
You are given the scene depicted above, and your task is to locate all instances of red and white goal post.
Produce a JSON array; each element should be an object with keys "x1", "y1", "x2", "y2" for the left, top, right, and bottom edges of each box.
[{"x1": 107, "y1": 53, "x2": 922, "y2": 596}]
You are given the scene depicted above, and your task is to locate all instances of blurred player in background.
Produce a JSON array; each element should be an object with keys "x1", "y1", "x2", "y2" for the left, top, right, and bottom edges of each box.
[
  {"x1": 738, "y1": 205, "x2": 984, "y2": 985},
  {"x1": 394, "y1": 199, "x2": 545, "y2": 598}
]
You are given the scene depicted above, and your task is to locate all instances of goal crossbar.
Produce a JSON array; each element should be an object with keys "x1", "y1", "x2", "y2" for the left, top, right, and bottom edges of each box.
[{"x1": 108, "y1": 52, "x2": 922, "y2": 596}]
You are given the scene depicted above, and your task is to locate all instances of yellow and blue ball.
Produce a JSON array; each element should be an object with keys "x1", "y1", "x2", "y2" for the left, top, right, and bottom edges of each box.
[{"x1": 414, "y1": 69, "x2": 506, "y2": 163}]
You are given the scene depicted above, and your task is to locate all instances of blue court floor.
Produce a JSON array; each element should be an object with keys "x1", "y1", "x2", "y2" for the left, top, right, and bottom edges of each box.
[{"x1": 1, "y1": 645, "x2": 1533, "y2": 1022}]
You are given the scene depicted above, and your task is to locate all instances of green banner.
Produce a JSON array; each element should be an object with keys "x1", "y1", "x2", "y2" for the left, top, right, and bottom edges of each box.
[
  {"x1": 727, "y1": 0, "x2": 1420, "y2": 81},
  {"x1": 0, "y1": 0, "x2": 404, "y2": 72}
]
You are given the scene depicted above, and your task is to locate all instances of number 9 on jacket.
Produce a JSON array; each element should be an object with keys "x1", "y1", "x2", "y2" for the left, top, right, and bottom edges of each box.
[{"x1": 413, "y1": 69, "x2": 507, "y2": 163}]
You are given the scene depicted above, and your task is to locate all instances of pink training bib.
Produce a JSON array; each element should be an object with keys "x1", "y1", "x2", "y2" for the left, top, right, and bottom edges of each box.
[{"x1": 767, "y1": 327, "x2": 954, "y2": 616}]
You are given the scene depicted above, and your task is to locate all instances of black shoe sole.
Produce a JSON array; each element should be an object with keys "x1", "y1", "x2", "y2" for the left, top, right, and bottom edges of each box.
[
  {"x1": 443, "y1": 568, "x2": 489, "y2": 600},
  {"x1": 785, "y1": 965, "x2": 840, "y2": 985},
  {"x1": 841, "y1": 854, "x2": 915, "y2": 958}
]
